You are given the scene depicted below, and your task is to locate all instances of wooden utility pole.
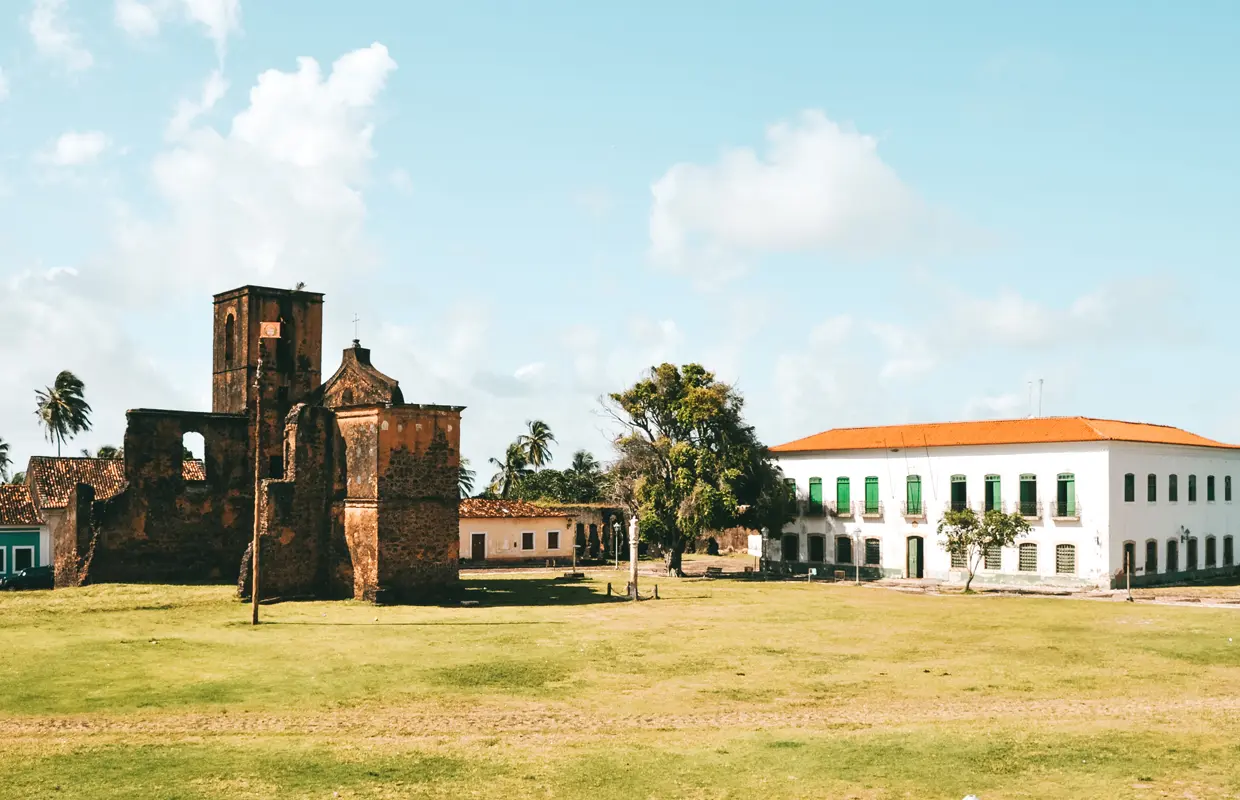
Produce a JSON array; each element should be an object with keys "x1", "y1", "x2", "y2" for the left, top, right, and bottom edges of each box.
[{"x1": 251, "y1": 321, "x2": 282, "y2": 626}]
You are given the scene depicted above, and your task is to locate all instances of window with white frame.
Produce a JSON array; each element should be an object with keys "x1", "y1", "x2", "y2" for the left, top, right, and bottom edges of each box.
[
  {"x1": 1018, "y1": 542, "x2": 1037, "y2": 572},
  {"x1": 1055, "y1": 544, "x2": 1076, "y2": 575},
  {"x1": 12, "y1": 546, "x2": 33, "y2": 572}
]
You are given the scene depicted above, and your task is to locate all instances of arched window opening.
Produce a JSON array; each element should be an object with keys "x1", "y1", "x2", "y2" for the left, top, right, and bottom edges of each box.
[
  {"x1": 223, "y1": 314, "x2": 235, "y2": 366},
  {"x1": 1145, "y1": 539, "x2": 1158, "y2": 574},
  {"x1": 1018, "y1": 542, "x2": 1038, "y2": 572},
  {"x1": 182, "y1": 431, "x2": 205, "y2": 482},
  {"x1": 835, "y1": 536, "x2": 853, "y2": 564}
]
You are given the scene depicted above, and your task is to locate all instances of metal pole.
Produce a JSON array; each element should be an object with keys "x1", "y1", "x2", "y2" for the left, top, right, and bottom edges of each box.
[
  {"x1": 251, "y1": 347, "x2": 263, "y2": 626},
  {"x1": 628, "y1": 515, "x2": 639, "y2": 600},
  {"x1": 1126, "y1": 551, "x2": 1133, "y2": 602}
]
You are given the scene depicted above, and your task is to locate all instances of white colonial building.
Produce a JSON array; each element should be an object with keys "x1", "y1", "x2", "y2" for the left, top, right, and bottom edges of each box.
[{"x1": 770, "y1": 417, "x2": 1240, "y2": 588}]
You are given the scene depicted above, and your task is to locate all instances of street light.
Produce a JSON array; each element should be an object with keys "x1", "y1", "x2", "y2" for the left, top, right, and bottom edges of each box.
[{"x1": 613, "y1": 519, "x2": 621, "y2": 569}]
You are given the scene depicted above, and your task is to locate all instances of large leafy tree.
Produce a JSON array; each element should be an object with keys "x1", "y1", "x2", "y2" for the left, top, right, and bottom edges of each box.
[
  {"x1": 516, "y1": 420, "x2": 556, "y2": 469},
  {"x1": 607, "y1": 363, "x2": 794, "y2": 576},
  {"x1": 96, "y1": 445, "x2": 123, "y2": 459},
  {"x1": 938, "y1": 507, "x2": 1032, "y2": 592},
  {"x1": 35, "y1": 371, "x2": 92, "y2": 457},
  {"x1": 488, "y1": 442, "x2": 531, "y2": 499},
  {"x1": 0, "y1": 437, "x2": 10, "y2": 482}
]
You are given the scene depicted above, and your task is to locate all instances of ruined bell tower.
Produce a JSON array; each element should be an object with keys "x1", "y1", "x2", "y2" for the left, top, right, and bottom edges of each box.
[{"x1": 212, "y1": 286, "x2": 324, "y2": 478}]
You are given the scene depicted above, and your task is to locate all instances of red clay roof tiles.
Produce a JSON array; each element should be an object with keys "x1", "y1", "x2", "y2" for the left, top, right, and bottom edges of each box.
[
  {"x1": 26, "y1": 457, "x2": 206, "y2": 510},
  {"x1": 771, "y1": 417, "x2": 1238, "y2": 454},
  {"x1": 0, "y1": 484, "x2": 41, "y2": 526}
]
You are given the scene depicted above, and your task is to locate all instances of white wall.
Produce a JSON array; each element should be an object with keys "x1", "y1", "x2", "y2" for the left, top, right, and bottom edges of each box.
[
  {"x1": 774, "y1": 442, "x2": 1110, "y2": 585},
  {"x1": 1107, "y1": 442, "x2": 1240, "y2": 578},
  {"x1": 460, "y1": 517, "x2": 569, "y2": 561}
]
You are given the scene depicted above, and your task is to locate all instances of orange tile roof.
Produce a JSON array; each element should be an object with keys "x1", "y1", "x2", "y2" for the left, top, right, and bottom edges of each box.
[
  {"x1": 459, "y1": 498, "x2": 571, "y2": 519},
  {"x1": 0, "y1": 484, "x2": 41, "y2": 526},
  {"x1": 27, "y1": 457, "x2": 206, "y2": 510},
  {"x1": 771, "y1": 417, "x2": 1240, "y2": 454}
]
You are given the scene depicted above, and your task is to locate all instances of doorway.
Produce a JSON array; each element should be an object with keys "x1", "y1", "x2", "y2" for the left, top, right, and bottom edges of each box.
[
  {"x1": 1122, "y1": 541, "x2": 1136, "y2": 575},
  {"x1": 808, "y1": 535, "x2": 825, "y2": 563},
  {"x1": 781, "y1": 534, "x2": 799, "y2": 562},
  {"x1": 470, "y1": 533, "x2": 486, "y2": 561},
  {"x1": 906, "y1": 536, "x2": 924, "y2": 578}
]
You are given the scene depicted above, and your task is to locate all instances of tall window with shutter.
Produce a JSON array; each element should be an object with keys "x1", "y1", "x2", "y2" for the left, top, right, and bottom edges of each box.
[
  {"x1": 808, "y1": 478, "x2": 823, "y2": 515},
  {"x1": 864, "y1": 476, "x2": 879, "y2": 515},
  {"x1": 984, "y1": 475, "x2": 1001, "y2": 512},
  {"x1": 906, "y1": 476, "x2": 922, "y2": 515}
]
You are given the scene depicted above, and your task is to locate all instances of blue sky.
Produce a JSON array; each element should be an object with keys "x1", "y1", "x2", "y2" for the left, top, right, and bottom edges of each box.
[{"x1": 1, "y1": 0, "x2": 1238, "y2": 478}]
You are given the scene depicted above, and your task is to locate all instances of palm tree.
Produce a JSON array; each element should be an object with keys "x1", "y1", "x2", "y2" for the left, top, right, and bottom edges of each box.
[
  {"x1": 569, "y1": 449, "x2": 599, "y2": 475},
  {"x1": 458, "y1": 457, "x2": 476, "y2": 498},
  {"x1": 517, "y1": 419, "x2": 556, "y2": 469},
  {"x1": 35, "y1": 371, "x2": 92, "y2": 457},
  {"x1": 488, "y1": 442, "x2": 530, "y2": 499},
  {"x1": 0, "y1": 437, "x2": 11, "y2": 482},
  {"x1": 8, "y1": 471, "x2": 25, "y2": 485}
]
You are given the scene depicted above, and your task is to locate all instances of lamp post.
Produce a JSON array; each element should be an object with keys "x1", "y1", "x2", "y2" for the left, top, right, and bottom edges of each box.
[
  {"x1": 613, "y1": 519, "x2": 621, "y2": 569},
  {"x1": 251, "y1": 321, "x2": 282, "y2": 626},
  {"x1": 628, "y1": 515, "x2": 639, "y2": 600}
]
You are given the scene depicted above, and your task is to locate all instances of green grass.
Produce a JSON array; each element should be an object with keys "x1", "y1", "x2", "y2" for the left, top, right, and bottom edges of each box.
[{"x1": 2, "y1": 572, "x2": 1240, "y2": 798}]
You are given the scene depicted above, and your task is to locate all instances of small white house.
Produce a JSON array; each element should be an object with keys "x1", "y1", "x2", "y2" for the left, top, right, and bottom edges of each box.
[
  {"x1": 0, "y1": 484, "x2": 51, "y2": 579},
  {"x1": 770, "y1": 417, "x2": 1240, "y2": 589}
]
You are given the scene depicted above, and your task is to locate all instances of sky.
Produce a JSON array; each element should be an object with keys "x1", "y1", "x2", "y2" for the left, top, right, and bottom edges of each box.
[{"x1": 1, "y1": 0, "x2": 1238, "y2": 479}]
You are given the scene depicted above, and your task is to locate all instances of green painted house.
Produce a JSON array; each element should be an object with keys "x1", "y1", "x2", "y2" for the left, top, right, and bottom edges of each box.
[{"x1": 0, "y1": 484, "x2": 49, "y2": 578}]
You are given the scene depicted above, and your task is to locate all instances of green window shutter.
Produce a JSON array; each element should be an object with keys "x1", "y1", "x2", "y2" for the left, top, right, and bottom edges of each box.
[
  {"x1": 1057, "y1": 473, "x2": 1075, "y2": 516},
  {"x1": 1208, "y1": 476, "x2": 1216, "y2": 502},
  {"x1": 836, "y1": 477, "x2": 850, "y2": 509},
  {"x1": 1188, "y1": 475, "x2": 1197, "y2": 503},
  {"x1": 785, "y1": 478, "x2": 797, "y2": 504},
  {"x1": 865, "y1": 477, "x2": 879, "y2": 513},
  {"x1": 985, "y1": 475, "x2": 1000, "y2": 511},
  {"x1": 907, "y1": 476, "x2": 921, "y2": 513},
  {"x1": 808, "y1": 478, "x2": 823, "y2": 513},
  {"x1": 1169, "y1": 474, "x2": 1178, "y2": 502},
  {"x1": 1124, "y1": 473, "x2": 1135, "y2": 503},
  {"x1": 1228, "y1": 476, "x2": 1233, "y2": 502},
  {"x1": 1148, "y1": 474, "x2": 1157, "y2": 502}
]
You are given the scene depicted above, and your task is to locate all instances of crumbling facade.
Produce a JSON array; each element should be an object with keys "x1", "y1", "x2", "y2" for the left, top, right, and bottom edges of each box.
[{"x1": 55, "y1": 285, "x2": 464, "y2": 602}]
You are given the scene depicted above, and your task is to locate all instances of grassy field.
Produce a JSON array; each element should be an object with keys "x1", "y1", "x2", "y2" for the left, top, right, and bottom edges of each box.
[{"x1": 2, "y1": 572, "x2": 1239, "y2": 799}]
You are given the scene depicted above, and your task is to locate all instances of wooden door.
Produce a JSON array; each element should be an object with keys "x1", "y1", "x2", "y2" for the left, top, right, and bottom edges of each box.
[
  {"x1": 471, "y1": 533, "x2": 486, "y2": 561},
  {"x1": 906, "y1": 536, "x2": 924, "y2": 578}
]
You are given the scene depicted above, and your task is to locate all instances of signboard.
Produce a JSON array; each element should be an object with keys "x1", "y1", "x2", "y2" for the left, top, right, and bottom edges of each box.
[
  {"x1": 747, "y1": 533, "x2": 764, "y2": 558},
  {"x1": 259, "y1": 321, "x2": 282, "y2": 339}
]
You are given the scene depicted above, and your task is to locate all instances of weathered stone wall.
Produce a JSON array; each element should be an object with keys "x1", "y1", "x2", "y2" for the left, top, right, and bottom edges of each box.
[
  {"x1": 243, "y1": 404, "x2": 338, "y2": 600},
  {"x1": 53, "y1": 484, "x2": 94, "y2": 588},
  {"x1": 70, "y1": 409, "x2": 252, "y2": 585},
  {"x1": 373, "y1": 406, "x2": 462, "y2": 601}
]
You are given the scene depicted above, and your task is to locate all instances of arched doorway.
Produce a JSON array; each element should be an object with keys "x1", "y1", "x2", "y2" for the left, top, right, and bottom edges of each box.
[{"x1": 906, "y1": 535, "x2": 924, "y2": 579}]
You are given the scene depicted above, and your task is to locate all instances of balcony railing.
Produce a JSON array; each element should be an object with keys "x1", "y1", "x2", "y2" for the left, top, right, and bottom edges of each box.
[
  {"x1": 860, "y1": 501, "x2": 884, "y2": 519},
  {"x1": 1017, "y1": 499, "x2": 1043, "y2": 520},
  {"x1": 982, "y1": 499, "x2": 1006, "y2": 514},
  {"x1": 1052, "y1": 500, "x2": 1081, "y2": 521},
  {"x1": 947, "y1": 499, "x2": 970, "y2": 513},
  {"x1": 828, "y1": 500, "x2": 854, "y2": 518},
  {"x1": 803, "y1": 500, "x2": 825, "y2": 518},
  {"x1": 902, "y1": 500, "x2": 925, "y2": 520}
]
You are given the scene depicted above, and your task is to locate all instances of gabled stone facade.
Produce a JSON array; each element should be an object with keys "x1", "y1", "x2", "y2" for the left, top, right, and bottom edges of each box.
[{"x1": 55, "y1": 285, "x2": 465, "y2": 603}]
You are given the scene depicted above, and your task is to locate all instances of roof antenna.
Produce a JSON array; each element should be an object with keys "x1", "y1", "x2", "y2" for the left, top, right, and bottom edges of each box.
[
  {"x1": 1038, "y1": 378, "x2": 1044, "y2": 417},
  {"x1": 1027, "y1": 382, "x2": 1033, "y2": 419}
]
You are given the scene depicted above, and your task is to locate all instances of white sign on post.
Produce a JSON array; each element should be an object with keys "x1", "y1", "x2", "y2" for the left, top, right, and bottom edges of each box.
[{"x1": 747, "y1": 534, "x2": 764, "y2": 558}]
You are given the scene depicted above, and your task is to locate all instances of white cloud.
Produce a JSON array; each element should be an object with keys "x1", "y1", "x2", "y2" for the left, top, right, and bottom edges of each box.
[
  {"x1": 114, "y1": 0, "x2": 160, "y2": 36},
  {"x1": 114, "y1": 43, "x2": 397, "y2": 299},
  {"x1": 114, "y1": 0, "x2": 241, "y2": 57},
  {"x1": 387, "y1": 168, "x2": 413, "y2": 194},
  {"x1": 39, "y1": 130, "x2": 110, "y2": 166},
  {"x1": 650, "y1": 110, "x2": 954, "y2": 276},
  {"x1": 166, "y1": 69, "x2": 227, "y2": 139},
  {"x1": 29, "y1": 0, "x2": 94, "y2": 72}
]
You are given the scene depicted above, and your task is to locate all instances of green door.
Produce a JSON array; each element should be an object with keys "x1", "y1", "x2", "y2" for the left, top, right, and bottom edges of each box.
[{"x1": 906, "y1": 536, "x2": 924, "y2": 578}]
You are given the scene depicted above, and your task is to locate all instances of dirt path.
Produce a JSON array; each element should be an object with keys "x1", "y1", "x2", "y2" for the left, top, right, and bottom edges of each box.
[{"x1": 3, "y1": 695, "x2": 1236, "y2": 740}]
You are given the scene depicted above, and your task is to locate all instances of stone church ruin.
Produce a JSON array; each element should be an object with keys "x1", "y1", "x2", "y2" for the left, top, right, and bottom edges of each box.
[{"x1": 54, "y1": 285, "x2": 465, "y2": 603}]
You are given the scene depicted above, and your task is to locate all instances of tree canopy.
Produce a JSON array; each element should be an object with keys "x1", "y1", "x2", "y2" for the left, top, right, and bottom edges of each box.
[
  {"x1": 0, "y1": 437, "x2": 11, "y2": 483},
  {"x1": 35, "y1": 370, "x2": 92, "y2": 457},
  {"x1": 938, "y1": 507, "x2": 1032, "y2": 592},
  {"x1": 607, "y1": 363, "x2": 794, "y2": 575}
]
